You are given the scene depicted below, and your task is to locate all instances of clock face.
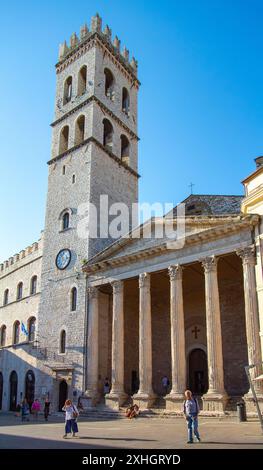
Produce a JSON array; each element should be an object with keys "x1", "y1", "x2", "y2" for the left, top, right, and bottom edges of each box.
[{"x1": 56, "y1": 249, "x2": 71, "y2": 270}]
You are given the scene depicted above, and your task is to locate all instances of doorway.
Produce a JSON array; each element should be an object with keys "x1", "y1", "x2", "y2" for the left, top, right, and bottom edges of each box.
[
  {"x1": 188, "y1": 348, "x2": 208, "y2": 394},
  {"x1": 0, "y1": 372, "x2": 3, "y2": 410},
  {"x1": 58, "y1": 380, "x2": 68, "y2": 411},
  {"x1": 9, "y1": 371, "x2": 18, "y2": 411},
  {"x1": 25, "y1": 370, "x2": 35, "y2": 410}
]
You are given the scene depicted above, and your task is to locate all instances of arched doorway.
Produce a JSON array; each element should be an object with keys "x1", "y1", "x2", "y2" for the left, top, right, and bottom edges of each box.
[
  {"x1": 25, "y1": 370, "x2": 35, "y2": 410},
  {"x1": 0, "y1": 372, "x2": 3, "y2": 410},
  {"x1": 188, "y1": 348, "x2": 208, "y2": 395},
  {"x1": 9, "y1": 371, "x2": 18, "y2": 411},
  {"x1": 58, "y1": 380, "x2": 68, "y2": 411}
]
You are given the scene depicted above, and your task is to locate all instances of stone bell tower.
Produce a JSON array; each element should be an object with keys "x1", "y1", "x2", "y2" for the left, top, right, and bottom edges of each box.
[{"x1": 37, "y1": 14, "x2": 140, "y2": 410}]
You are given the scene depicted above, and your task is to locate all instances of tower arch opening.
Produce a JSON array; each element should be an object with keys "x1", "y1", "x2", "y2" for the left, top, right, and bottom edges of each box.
[
  {"x1": 63, "y1": 76, "x2": 72, "y2": 104},
  {"x1": 103, "y1": 119, "x2": 114, "y2": 151}
]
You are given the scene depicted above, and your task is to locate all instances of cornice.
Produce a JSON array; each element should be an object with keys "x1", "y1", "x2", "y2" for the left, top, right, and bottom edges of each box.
[
  {"x1": 84, "y1": 214, "x2": 259, "y2": 267},
  {"x1": 83, "y1": 216, "x2": 258, "y2": 274},
  {"x1": 56, "y1": 33, "x2": 140, "y2": 87},
  {"x1": 51, "y1": 95, "x2": 139, "y2": 141},
  {"x1": 47, "y1": 136, "x2": 140, "y2": 178}
]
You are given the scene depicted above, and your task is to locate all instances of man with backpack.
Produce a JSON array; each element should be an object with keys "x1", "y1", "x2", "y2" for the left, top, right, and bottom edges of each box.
[{"x1": 183, "y1": 390, "x2": 201, "y2": 443}]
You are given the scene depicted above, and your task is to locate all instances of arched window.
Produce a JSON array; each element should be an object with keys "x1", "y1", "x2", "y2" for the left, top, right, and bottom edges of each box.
[
  {"x1": 3, "y1": 289, "x2": 9, "y2": 306},
  {"x1": 17, "y1": 282, "x2": 23, "y2": 301},
  {"x1": 120, "y1": 135, "x2": 130, "y2": 164},
  {"x1": 59, "y1": 126, "x2": 69, "y2": 154},
  {"x1": 75, "y1": 115, "x2": 85, "y2": 145},
  {"x1": 30, "y1": 276, "x2": 37, "y2": 295},
  {"x1": 103, "y1": 119, "x2": 114, "y2": 151},
  {"x1": 0, "y1": 325, "x2": 6, "y2": 347},
  {"x1": 104, "y1": 68, "x2": 115, "y2": 100},
  {"x1": 122, "y1": 87, "x2": 130, "y2": 115},
  {"x1": 78, "y1": 66, "x2": 87, "y2": 96},
  {"x1": 70, "y1": 287, "x2": 77, "y2": 311},
  {"x1": 63, "y1": 76, "x2": 72, "y2": 104},
  {"x1": 13, "y1": 321, "x2": 20, "y2": 345},
  {"x1": 60, "y1": 330, "x2": 66, "y2": 353},
  {"x1": 62, "y1": 212, "x2": 70, "y2": 230},
  {"x1": 28, "y1": 317, "x2": 36, "y2": 342}
]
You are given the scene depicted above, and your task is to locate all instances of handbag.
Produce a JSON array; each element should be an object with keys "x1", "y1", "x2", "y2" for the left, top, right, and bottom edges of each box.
[{"x1": 72, "y1": 406, "x2": 78, "y2": 419}]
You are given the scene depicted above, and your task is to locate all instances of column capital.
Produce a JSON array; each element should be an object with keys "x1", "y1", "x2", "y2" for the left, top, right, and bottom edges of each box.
[
  {"x1": 168, "y1": 264, "x2": 183, "y2": 281},
  {"x1": 139, "y1": 272, "x2": 150, "y2": 289},
  {"x1": 236, "y1": 246, "x2": 256, "y2": 265},
  {"x1": 111, "y1": 280, "x2": 123, "y2": 294},
  {"x1": 87, "y1": 286, "x2": 99, "y2": 299},
  {"x1": 201, "y1": 256, "x2": 218, "y2": 273}
]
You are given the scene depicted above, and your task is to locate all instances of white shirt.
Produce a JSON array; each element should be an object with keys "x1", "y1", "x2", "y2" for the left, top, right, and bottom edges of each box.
[{"x1": 62, "y1": 404, "x2": 78, "y2": 420}]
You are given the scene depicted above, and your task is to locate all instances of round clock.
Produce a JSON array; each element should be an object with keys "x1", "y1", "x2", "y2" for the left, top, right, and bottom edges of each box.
[{"x1": 56, "y1": 249, "x2": 71, "y2": 270}]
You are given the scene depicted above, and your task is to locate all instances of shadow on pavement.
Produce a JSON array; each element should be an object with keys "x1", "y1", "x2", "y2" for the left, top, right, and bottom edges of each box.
[
  {"x1": 77, "y1": 436, "x2": 155, "y2": 442},
  {"x1": 0, "y1": 433, "x2": 133, "y2": 449}
]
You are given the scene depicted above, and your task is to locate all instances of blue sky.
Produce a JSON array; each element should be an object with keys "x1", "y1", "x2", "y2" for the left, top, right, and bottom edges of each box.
[{"x1": 0, "y1": 0, "x2": 263, "y2": 261}]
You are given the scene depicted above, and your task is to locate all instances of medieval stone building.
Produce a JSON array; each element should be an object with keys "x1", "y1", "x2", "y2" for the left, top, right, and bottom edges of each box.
[{"x1": 0, "y1": 14, "x2": 262, "y2": 415}]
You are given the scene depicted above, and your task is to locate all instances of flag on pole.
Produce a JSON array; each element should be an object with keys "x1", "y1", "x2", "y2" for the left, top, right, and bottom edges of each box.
[{"x1": 21, "y1": 322, "x2": 29, "y2": 336}]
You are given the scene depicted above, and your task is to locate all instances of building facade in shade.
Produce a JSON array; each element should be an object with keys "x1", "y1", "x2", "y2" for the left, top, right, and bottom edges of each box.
[{"x1": 0, "y1": 14, "x2": 263, "y2": 414}]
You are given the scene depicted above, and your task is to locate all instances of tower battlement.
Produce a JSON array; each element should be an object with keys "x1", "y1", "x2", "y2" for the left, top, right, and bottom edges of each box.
[
  {"x1": 58, "y1": 13, "x2": 138, "y2": 76},
  {"x1": 0, "y1": 236, "x2": 43, "y2": 276}
]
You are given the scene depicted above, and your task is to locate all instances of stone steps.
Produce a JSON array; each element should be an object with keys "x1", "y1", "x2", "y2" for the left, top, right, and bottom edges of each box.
[{"x1": 79, "y1": 406, "x2": 241, "y2": 420}]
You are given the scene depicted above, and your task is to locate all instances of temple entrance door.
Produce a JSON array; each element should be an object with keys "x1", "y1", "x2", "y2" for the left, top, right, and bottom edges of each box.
[
  {"x1": 0, "y1": 372, "x2": 3, "y2": 410},
  {"x1": 58, "y1": 380, "x2": 68, "y2": 411},
  {"x1": 188, "y1": 348, "x2": 208, "y2": 394},
  {"x1": 9, "y1": 371, "x2": 18, "y2": 411},
  {"x1": 25, "y1": 370, "x2": 35, "y2": 410}
]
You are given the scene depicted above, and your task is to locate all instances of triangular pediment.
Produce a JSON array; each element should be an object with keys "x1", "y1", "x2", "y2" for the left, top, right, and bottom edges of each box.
[{"x1": 84, "y1": 214, "x2": 253, "y2": 269}]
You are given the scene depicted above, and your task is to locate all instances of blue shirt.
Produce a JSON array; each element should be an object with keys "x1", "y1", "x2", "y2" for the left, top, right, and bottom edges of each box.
[{"x1": 184, "y1": 398, "x2": 199, "y2": 416}]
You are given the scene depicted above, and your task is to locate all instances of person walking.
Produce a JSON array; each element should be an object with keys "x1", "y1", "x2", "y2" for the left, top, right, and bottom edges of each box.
[
  {"x1": 161, "y1": 375, "x2": 170, "y2": 396},
  {"x1": 183, "y1": 390, "x2": 201, "y2": 443},
  {"x1": 31, "y1": 399, "x2": 41, "y2": 420},
  {"x1": 62, "y1": 399, "x2": 79, "y2": 438},
  {"x1": 103, "y1": 377, "x2": 111, "y2": 395},
  {"x1": 21, "y1": 398, "x2": 30, "y2": 422},
  {"x1": 44, "y1": 398, "x2": 51, "y2": 422}
]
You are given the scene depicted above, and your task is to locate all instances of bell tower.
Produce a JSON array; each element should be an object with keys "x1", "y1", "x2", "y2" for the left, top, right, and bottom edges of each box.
[{"x1": 37, "y1": 14, "x2": 140, "y2": 408}]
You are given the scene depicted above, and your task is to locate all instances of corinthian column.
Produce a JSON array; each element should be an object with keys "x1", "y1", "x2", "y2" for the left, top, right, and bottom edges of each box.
[
  {"x1": 106, "y1": 280, "x2": 127, "y2": 409},
  {"x1": 133, "y1": 273, "x2": 156, "y2": 409},
  {"x1": 237, "y1": 247, "x2": 263, "y2": 401},
  {"x1": 165, "y1": 265, "x2": 186, "y2": 411},
  {"x1": 85, "y1": 286, "x2": 99, "y2": 407},
  {"x1": 201, "y1": 256, "x2": 228, "y2": 412}
]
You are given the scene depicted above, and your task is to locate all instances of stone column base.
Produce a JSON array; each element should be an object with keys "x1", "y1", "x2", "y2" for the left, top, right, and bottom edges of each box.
[
  {"x1": 105, "y1": 392, "x2": 128, "y2": 410},
  {"x1": 202, "y1": 392, "x2": 228, "y2": 413},
  {"x1": 132, "y1": 392, "x2": 157, "y2": 410},
  {"x1": 165, "y1": 393, "x2": 185, "y2": 412},
  {"x1": 244, "y1": 393, "x2": 263, "y2": 414},
  {"x1": 81, "y1": 391, "x2": 99, "y2": 409}
]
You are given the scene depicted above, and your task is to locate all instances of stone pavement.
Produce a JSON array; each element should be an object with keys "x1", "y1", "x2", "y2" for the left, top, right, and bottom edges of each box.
[{"x1": 0, "y1": 413, "x2": 262, "y2": 449}]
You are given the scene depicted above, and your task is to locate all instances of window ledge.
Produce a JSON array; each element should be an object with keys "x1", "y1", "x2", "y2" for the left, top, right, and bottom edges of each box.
[
  {"x1": 59, "y1": 227, "x2": 72, "y2": 234},
  {"x1": 0, "y1": 292, "x2": 40, "y2": 309}
]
